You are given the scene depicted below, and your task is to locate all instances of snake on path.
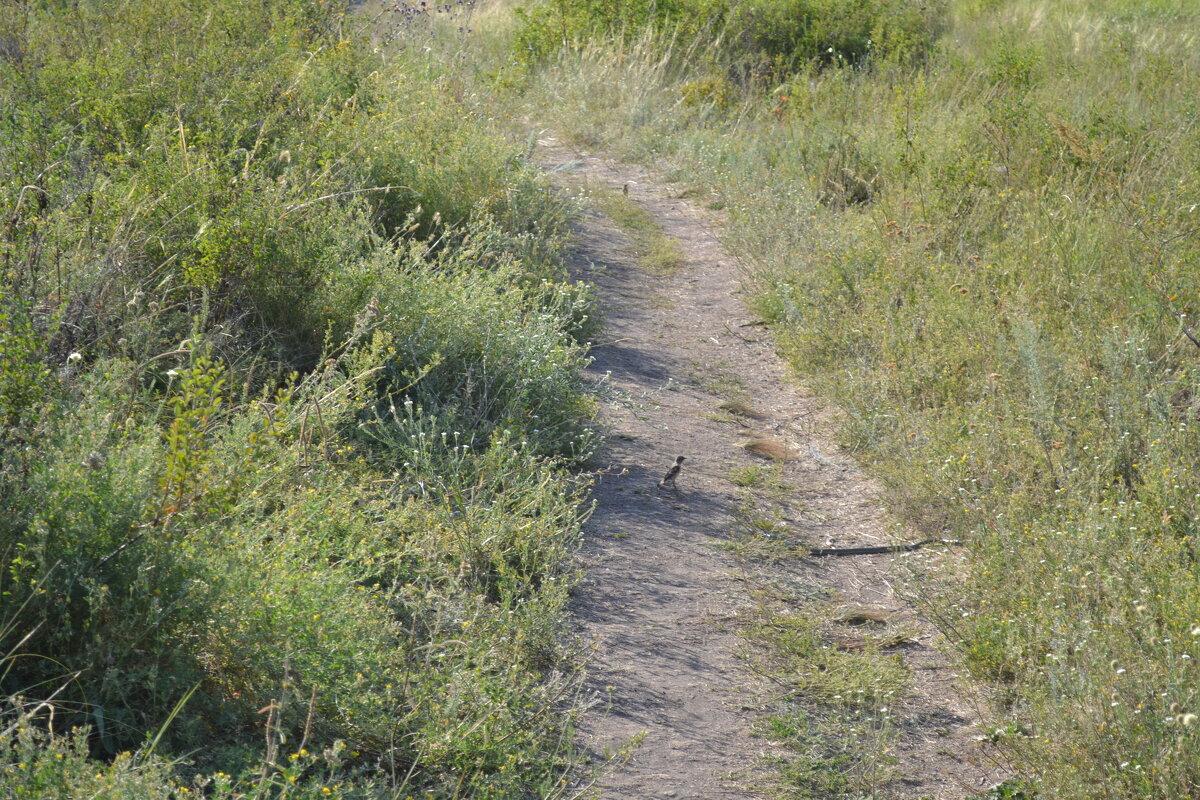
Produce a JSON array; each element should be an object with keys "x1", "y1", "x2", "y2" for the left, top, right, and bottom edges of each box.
[{"x1": 806, "y1": 539, "x2": 963, "y2": 557}]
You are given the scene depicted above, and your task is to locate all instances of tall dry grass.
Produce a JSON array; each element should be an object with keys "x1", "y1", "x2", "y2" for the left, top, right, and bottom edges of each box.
[{"x1": 517, "y1": 0, "x2": 1200, "y2": 795}]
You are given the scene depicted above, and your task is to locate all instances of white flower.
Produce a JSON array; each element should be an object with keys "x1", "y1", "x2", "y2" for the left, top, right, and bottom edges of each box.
[{"x1": 67, "y1": 352, "x2": 82, "y2": 363}]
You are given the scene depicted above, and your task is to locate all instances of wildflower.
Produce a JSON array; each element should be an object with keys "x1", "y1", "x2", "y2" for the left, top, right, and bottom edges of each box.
[{"x1": 67, "y1": 352, "x2": 82, "y2": 363}]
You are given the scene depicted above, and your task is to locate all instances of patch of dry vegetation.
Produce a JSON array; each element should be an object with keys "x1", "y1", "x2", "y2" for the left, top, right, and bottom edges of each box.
[
  {"x1": 514, "y1": 0, "x2": 1200, "y2": 796},
  {"x1": 741, "y1": 436, "x2": 800, "y2": 462}
]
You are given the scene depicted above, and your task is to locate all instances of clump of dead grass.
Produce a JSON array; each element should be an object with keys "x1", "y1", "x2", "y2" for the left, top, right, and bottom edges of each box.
[{"x1": 741, "y1": 436, "x2": 798, "y2": 461}]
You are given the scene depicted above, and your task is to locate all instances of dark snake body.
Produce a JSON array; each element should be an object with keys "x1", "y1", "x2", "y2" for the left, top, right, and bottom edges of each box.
[{"x1": 806, "y1": 538, "x2": 963, "y2": 557}]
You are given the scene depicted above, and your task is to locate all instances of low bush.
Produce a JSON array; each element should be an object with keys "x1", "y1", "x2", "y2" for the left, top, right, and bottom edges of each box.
[
  {"x1": 512, "y1": 0, "x2": 946, "y2": 72},
  {"x1": 0, "y1": 0, "x2": 595, "y2": 796}
]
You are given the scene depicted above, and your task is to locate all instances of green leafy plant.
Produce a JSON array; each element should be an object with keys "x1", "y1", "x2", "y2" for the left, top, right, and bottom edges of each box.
[{"x1": 0, "y1": 0, "x2": 597, "y2": 796}]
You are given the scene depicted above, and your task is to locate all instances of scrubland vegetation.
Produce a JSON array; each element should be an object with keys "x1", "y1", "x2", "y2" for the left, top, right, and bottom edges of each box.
[
  {"x1": 0, "y1": 1, "x2": 596, "y2": 796},
  {"x1": 517, "y1": 0, "x2": 1200, "y2": 796},
  {"x1": 7, "y1": 0, "x2": 1200, "y2": 796}
]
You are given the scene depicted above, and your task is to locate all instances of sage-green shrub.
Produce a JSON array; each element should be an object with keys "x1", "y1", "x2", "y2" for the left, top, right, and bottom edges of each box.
[
  {"x1": 0, "y1": 0, "x2": 594, "y2": 796},
  {"x1": 513, "y1": 0, "x2": 945, "y2": 70}
]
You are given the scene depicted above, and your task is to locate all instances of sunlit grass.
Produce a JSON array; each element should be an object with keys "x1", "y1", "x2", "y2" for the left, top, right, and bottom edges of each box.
[
  {"x1": 588, "y1": 184, "x2": 688, "y2": 276},
  {"x1": 0, "y1": 1, "x2": 596, "y2": 797},
  {"x1": 514, "y1": 0, "x2": 1200, "y2": 796}
]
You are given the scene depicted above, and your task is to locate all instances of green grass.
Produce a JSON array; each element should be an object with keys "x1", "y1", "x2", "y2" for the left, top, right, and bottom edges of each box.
[
  {"x1": 724, "y1": 462, "x2": 907, "y2": 796},
  {"x1": 728, "y1": 463, "x2": 794, "y2": 504},
  {"x1": 14, "y1": 0, "x2": 1200, "y2": 795},
  {"x1": 729, "y1": 464, "x2": 772, "y2": 488},
  {"x1": 510, "y1": 0, "x2": 1200, "y2": 796},
  {"x1": 591, "y1": 185, "x2": 688, "y2": 275},
  {"x1": 722, "y1": 454, "x2": 904, "y2": 799},
  {"x1": 0, "y1": 1, "x2": 597, "y2": 797},
  {"x1": 741, "y1": 595, "x2": 910, "y2": 799},
  {"x1": 511, "y1": 0, "x2": 945, "y2": 72},
  {"x1": 687, "y1": 359, "x2": 750, "y2": 400}
]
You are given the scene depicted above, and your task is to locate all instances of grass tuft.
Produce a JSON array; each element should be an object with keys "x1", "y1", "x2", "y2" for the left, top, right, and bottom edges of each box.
[
  {"x1": 741, "y1": 436, "x2": 800, "y2": 462},
  {"x1": 591, "y1": 185, "x2": 688, "y2": 276}
]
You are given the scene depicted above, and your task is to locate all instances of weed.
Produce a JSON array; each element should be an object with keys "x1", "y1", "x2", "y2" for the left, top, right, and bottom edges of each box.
[
  {"x1": 514, "y1": 1, "x2": 1200, "y2": 794},
  {"x1": 723, "y1": 531, "x2": 802, "y2": 564},
  {"x1": 742, "y1": 597, "x2": 909, "y2": 798},
  {"x1": 729, "y1": 462, "x2": 794, "y2": 502},
  {"x1": 0, "y1": 0, "x2": 595, "y2": 796},
  {"x1": 730, "y1": 464, "x2": 770, "y2": 488},
  {"x1": 687, "y1": 360, "x2": 749, "y2": 401}
]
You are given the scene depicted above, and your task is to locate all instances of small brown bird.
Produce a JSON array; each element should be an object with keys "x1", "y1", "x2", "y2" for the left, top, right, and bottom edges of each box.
[
  {"x1": 622, "y1": 182, "x2": 629, "y2": 196},
  {"x1": 657, "y1": 456, "x2": 685, "y2": 490}
]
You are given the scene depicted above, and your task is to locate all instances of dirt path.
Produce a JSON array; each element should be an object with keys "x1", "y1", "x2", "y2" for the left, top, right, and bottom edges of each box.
[{"x1": 538, "y1": 138, "x2": 1006, "y2": 799}]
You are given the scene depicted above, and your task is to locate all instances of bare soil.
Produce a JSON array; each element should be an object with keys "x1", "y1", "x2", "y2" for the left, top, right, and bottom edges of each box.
[{"x1": 538, "y1": 138, "x2": 1007, "y2": 799}]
